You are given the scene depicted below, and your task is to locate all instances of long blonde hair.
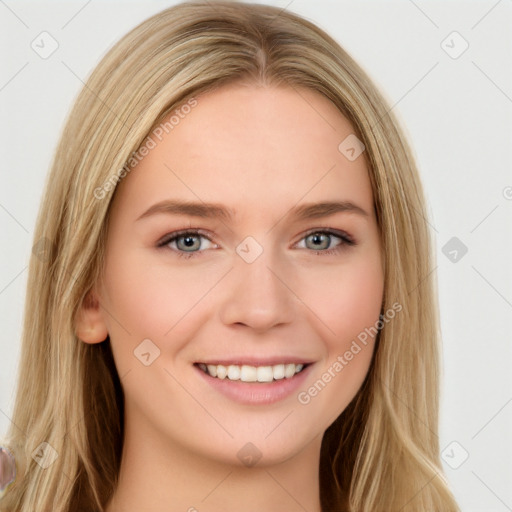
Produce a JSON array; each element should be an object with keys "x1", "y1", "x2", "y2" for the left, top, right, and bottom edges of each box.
[{"x1": 1, "y1": 1, "x2": 459, "y2": 510}]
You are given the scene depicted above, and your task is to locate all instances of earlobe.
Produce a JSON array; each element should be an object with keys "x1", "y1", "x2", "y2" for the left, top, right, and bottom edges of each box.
[{"x1": 75, "y1": 289, "x2": 109, "y2": 344}]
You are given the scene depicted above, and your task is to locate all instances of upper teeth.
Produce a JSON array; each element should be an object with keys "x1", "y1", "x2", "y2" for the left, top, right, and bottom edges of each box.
[{"x1": 198, "y1": 363, "x2": 304, "y2": 382}]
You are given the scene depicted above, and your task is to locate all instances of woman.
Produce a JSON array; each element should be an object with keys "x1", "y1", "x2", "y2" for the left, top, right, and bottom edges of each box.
[{"x1": 0, "y1": 1, "x2": 459, "y2": 510}]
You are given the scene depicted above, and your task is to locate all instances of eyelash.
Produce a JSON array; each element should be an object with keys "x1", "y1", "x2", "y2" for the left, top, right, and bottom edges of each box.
[{"x1": 157, "y1": 228, "x2": 356, "y2": 260}]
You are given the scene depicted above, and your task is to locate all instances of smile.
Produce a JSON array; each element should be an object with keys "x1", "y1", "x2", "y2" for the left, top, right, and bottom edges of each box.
[{"x1": 197, "y1": 362, "x2": 306, "y2": 382}]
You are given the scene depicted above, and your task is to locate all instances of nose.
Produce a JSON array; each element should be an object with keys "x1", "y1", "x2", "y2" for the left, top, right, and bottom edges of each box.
[{"x1": 217, "y1": 248, "x2": 296, "y2": 332}]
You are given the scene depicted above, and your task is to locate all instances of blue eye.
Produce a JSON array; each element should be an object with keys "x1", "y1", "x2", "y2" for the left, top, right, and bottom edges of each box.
[
  {"x1": 298, "y1": 231, "x2": 353, "y2": 253},
  {"x1": 157, "y1": 230, "x2": 216, "y2": 259},
  {"x1": 157, "y1": 228, "x2": 355, "y2": 259}
]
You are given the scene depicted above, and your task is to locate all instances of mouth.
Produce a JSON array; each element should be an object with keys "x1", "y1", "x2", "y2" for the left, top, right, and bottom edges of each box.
[
  {"x1": 195, "y1": 362, "x2": 309, "y2": 383},
  {"x1": 194, "y1": 359, "x2": 314, "y2": 405}
]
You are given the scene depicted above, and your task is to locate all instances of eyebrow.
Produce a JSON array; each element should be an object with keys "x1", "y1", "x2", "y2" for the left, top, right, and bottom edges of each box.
[{"x1": 136, "y1": 199, "x2": 369, "y2": 222}]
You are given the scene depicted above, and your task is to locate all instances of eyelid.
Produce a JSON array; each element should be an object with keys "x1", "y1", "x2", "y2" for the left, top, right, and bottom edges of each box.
[
  {"x1": 156, "y1": 228, "x2": 216, "y2": 248},
  {"x1": 296, "y1": 227, "x2": 355, "y2": 246}
]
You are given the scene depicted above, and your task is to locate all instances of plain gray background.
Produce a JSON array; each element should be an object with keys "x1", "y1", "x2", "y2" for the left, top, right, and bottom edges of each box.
[{"x1": 1, "y1": 1, "x2": 511, "y2": 510}]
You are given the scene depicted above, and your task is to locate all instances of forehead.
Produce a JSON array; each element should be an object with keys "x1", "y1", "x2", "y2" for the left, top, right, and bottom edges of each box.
[{"x1": 113, "y1": 83, "x2": 374, "y2": 222}]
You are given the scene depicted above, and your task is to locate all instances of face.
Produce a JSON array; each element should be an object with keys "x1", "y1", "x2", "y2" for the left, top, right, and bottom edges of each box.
[{"x1": 87, "y1": 83, "x2": 384, "y2": 467}]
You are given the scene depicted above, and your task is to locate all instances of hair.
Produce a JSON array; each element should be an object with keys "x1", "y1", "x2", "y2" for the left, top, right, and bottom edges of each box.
[{"x1": 0, "y1": 1, "x2": 459, "y2": 511}]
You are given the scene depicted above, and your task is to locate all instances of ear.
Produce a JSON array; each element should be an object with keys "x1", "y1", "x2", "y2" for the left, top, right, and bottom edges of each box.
[{"x1": 75, "y1": 288, "x2": 109, "y2": 344}]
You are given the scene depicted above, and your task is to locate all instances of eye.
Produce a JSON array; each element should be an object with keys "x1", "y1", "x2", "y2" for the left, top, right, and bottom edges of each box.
[
  {"x1": 157, "y1": 229, "x2": 216, "y2": 258},
  {"x1": 296, "y1": 229, "x2": 355, "y2": 255}
]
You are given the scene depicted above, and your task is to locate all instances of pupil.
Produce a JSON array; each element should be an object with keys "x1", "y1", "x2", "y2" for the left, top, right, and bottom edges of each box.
[{"x1": 309, "y1": 233, "x2": 328, "y2": 250}]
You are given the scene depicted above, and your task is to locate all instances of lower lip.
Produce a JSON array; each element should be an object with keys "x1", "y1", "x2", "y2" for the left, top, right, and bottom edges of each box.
[{"x1": 195, "y1": 364, "x2": 313, "y2": 405}]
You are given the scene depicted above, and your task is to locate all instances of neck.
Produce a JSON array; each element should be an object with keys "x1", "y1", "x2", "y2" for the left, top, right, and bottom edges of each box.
[{"x1": 105, "y1": 408, "x2": 323, "y2": 512}]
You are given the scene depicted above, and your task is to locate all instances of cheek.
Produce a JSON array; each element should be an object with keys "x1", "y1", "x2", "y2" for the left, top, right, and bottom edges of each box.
[
  {"x1": 296, "y1": 258, "x2": 383, "y2": 416},
  {"x1": 304, "y1": 254, "x2": 384, "y2": 344},
  {"x1": 100, "y1": 250, "x2": 225, "y2": 357}
]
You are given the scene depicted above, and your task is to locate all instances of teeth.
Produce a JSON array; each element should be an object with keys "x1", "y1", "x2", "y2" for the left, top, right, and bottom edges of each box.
[
  {"x1": 216, "y1": 365, "x2": 227, "y2": 379},
  {"x1": 284, "y1": 363, "x2": 296, "y2": 378},
  {"x1": 199, "y1": 362, "x2": 305, "y2": 382},
  {"x1": 273, "y1": 364, "x2": 285, "y2": 380},
  {"x1": 257, "y1": 366, "x2": 273, "y2": 382},
  {"x1": 227, "y1": 365, "x2": 241, "y2": 380},
  {"x1": 240, "y1": 365, "x2": 257, "y2": 382}
]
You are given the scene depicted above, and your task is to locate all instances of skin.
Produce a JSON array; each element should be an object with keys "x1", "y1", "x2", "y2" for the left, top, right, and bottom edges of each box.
[{"x1": 76, "y1": 82, "x2": 384, "y2": 512}]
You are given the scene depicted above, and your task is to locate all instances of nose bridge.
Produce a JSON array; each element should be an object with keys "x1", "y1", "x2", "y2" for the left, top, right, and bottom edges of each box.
[{"x1": 218, "y1": 242, "x2": 295, "y2": 330}]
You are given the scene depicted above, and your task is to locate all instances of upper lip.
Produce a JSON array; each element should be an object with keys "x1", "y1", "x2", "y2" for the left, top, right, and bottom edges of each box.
[{"x1": 195, "y1": 357, "x2": 313, "y2": 366}]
